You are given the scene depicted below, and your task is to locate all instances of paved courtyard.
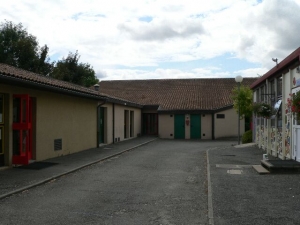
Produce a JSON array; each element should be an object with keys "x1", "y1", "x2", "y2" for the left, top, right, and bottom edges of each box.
[{"x1": 0, "y1": 138, "x2": 300, "y2": 224}]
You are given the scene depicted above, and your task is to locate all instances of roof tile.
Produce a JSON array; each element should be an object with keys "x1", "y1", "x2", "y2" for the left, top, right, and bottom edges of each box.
[{"x1": 99, "y1": 78, "x2": 257, "y2": 110}]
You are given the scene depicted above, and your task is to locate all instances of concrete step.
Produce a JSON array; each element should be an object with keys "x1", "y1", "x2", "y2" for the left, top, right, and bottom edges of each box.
[
  {"x1": 252, "y1": 165, "x2": 270, "y2": 174},
  {"x1": 261, "y1": 159, "x2": 300, "y2": 173}
]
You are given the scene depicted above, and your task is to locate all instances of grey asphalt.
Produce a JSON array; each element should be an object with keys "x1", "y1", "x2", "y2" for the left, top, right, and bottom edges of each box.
[
  {"x1": 208, "y1": 145, "x2": 300, "y2": 225},
  {"x1": 1, "y1": 137, "x2": 300, "y2": 225},
  {"x1": 0, "y1": 138, "x2": 212, "y2": 225},
  {"x1": 0, "y1": 136, "x2": 157, "y2": 199}
]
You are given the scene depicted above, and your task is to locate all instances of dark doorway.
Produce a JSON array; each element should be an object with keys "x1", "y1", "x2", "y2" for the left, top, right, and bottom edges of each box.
[
  {"x1": 98, "y1": 107, "x2": 105, "y2": 145},
  {"x1": 190, "y1": 114, "x2": 201, "y2": 139},
  {"x1": 142, "y1": 113, "x2": 158, "y2": 135}
]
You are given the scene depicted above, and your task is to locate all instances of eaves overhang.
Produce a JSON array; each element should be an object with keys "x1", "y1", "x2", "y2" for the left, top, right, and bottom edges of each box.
[
  {"x1": 142, "y1": 105, "x2": 160, "y2": 110},
  {"x1": 156, "y1": 105, "x2": 233, "y2": 114},
  {"x1": 104, "y1": 96, "x2": 143, "y2": 108},
  {"x1": 0, "y1": 73, "x2": 106, "y2": 101},
  {"x1": 250, "y1": 47, "x2": 300, "y2": 90}
]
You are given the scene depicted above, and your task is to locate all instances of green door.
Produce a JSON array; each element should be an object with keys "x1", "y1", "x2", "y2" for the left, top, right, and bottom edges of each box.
[
  {"x1": 190, "y1": 114, "x2": 201, "y2": 139},
  {"x1": 174, "y1": 114, "x2": 185, "y2": 139},
  {"x1": 98, "y1": 107, "x2": 104, "y2": 145}
]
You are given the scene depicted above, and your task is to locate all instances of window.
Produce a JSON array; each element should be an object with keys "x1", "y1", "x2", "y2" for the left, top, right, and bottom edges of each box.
[
  {"x1": 130, "y1": 111, "x2": 134, "y2": 137},
  {"x1": 277, "y1": 104, "x2": 282, "y2": 127},
  {"x1": 270, "y1": 80, "x2": 275, "y2": 105},
  {"x1": 277, "y1": 76, "x2": 282, "y2": 97},
  {"x1": 216, "y1": 114, "x2": 225, "y2": 119},
  {"x1": 256, "y1": 89, "x2": 260, "y2": 102},
  {"x1": 0, "y1": 94, "x2": 3, "y2": 123},
  {"x1": 261, "y1": 86, "x2": 265, "y2": 102}
]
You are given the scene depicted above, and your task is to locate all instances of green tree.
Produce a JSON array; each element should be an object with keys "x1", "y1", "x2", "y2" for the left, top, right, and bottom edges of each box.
[
  {"x1": 50, "y1": 51, "x2": 99, "y2": 87},
  {"x1": 231, "y1": 85, "x2": 253, "y2": 119},
  {"x1": 0, "y1": 20, "x2": 53, "y2": 75}
]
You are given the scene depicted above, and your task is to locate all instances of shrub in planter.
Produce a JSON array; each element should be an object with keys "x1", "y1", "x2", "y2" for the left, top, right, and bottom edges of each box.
[{"x1": 242, "y1": 130, "x2": 252, "y2": 144}]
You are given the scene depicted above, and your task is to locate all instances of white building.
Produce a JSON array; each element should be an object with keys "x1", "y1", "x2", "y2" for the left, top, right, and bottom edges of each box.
[{"x1": 251, "y1": 47, "x2": 300, "y2": 161}]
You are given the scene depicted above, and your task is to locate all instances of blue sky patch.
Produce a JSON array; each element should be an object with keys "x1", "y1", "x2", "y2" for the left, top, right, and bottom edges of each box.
[
  {"x1": 139, "y1": 16, "x2": 153, "y2": 22},
  {"x1": 114, "y1": 53, "x2": 260, "y2": 74}
]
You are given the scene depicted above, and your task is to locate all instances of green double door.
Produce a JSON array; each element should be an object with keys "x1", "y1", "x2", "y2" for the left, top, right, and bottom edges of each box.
[
  {"x1": 174, "y1": 115, "x2": 185, "y2": 139},
  {"x1": 190, "y1": 114, "x2": 201, "y2": 139},
  {"x1": 174, "y1": 114, "x2": 201, "y2": 139}
]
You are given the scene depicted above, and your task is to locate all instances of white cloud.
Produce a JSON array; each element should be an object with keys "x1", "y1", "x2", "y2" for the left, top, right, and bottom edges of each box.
[{"x1": 1, "y1": 0, "x2": 300, "y2": 80}]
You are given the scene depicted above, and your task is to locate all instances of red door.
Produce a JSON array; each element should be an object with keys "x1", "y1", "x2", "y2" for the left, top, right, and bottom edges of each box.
[{"x1": 12, "y1": 94, "x2": 32, "y2": 165}]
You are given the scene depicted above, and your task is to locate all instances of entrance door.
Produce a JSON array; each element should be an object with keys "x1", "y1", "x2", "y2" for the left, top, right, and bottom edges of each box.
[
  {"x1": 12, "y1": 94, "x2": 32, "y2": 165},
  {"x1": 190, "y1": 114, "x2": 201, "y2": 139},
  {"x1": 142, "y1": 113, "x2": 158, "y2": 135},
  {"x1": 174, "y1": 114, "x2": 185, "y2": 139},
  {"x1": 0, "y1": 94, "x2": 4, "y2": 166},
  {"x1": 98, "y1": 107, "x2": 105, "y2": 145},
  {"x1": 293, "y1": 126, "x2": 300, "y2": 161}
]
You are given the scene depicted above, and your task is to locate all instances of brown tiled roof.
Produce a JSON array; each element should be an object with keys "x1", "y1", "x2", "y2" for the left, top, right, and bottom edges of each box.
[
  {"x1": 99, "y1": 78, "x2": 257, "y2": 111},
  {"x1": 0, "y1": 63, "x2": 102, "y2": 99}
]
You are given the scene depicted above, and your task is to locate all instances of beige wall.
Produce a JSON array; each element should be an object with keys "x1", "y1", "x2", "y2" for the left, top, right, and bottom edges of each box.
[
  {"x1": 158, "y1": 114, "x2": 174, "y2": 139},
  {"x1": 201, "y1": 114, "x2": 212, "y2": 139},
  {"x1": 0, "y1": 84, "x2": 98, "y2": 164},
  {"x1": 214, "y1": 108, "x2": 244, "y2": 139},
  {"x1": 102, "y1": 103, "x2": 141, "y2": 143}
]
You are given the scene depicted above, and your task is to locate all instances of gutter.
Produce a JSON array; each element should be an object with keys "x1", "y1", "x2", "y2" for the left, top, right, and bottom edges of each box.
[
  {"x1": 250, "y1": 47, "x2": 300, "y2": 89},
  {"x1": 113, "y1": 103, "x2": 115, "y2": 143},
  {"x1": 0, "y1": 74, "x2": 104, "y2": 101}
]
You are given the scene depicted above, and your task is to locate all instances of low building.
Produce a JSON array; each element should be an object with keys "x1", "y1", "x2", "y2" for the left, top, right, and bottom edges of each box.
[
  {"x1": 98, "y1": 78, "x2": 256, "y2": 140},
  {"x1": 0, "y1": 62, "x2": 257, "y2": 167},
  {"x1": 251, "y1": 47, "x2": 300, "y2": 161},
  {"x1": 0, "y1": 64, "x2": 142, "y2": 167}
]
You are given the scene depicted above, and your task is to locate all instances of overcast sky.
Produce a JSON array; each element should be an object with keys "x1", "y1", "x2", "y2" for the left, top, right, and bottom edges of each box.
[{"x1": 2, "y1": 0, "x2": 300, "y2": 80}]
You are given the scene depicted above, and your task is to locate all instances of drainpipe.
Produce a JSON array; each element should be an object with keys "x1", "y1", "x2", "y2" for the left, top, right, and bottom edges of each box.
[
  {"x1": 113, "y1": 103, "x2": 115, "y2": 143},
  {"x1": 97, "y1": 100, "x2": 106, "y2": 148},
  {"x1": 212, "y1": 113, "x2": 215, "y2": 140}
]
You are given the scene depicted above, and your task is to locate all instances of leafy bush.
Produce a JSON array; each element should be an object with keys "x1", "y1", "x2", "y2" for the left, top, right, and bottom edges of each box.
[{"x1": 242, "y1": 130, "x2": 252, "y2": 144}]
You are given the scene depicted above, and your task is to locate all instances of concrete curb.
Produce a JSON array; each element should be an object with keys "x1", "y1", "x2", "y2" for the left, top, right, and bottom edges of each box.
[
  {"x1": 0, "y1": 138, "x2": 158, "y2": 200},
  {"x1": 206, "y1": 149, "x2": 214, "y2": 225},
  {"x1": 234, "y1": 143, "x2": 257, "y2": 148}
]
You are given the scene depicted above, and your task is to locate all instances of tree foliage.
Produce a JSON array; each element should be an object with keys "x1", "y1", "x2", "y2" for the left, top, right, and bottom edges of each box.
[
  {"x1": 0, "y1": 20, "x2": 53, "y2": 75},
  {"x1": 231, "y1": 85, "x2": 253, "y2": 119},
  {"x1": 0, "y1": 20, "x2": 99, "y2": 87},
  {"x1": 50, "y1": 51, "x2": 99, "y2": 87}
]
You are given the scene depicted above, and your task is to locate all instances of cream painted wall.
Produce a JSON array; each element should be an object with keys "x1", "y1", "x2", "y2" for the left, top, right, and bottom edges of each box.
[
  {"x1": 214, "y1": 108, "x2": 244, "y2": 139},
  {"x1": 101, "y1": 103, "x2": 113, "y2": 144},
  {"x1": 36, "y1": 93, "x2": 97, "y2": 160},
  {"x1": 102, "y1": 103, "x2": 141, "y2": 144},
  {"x1": 201, "y1": 114, "x2": 212, "y2": 139},
  {"x1": 0, "y1": 84, "x2": 98, "y2": 164},
  {"x1": 158, "y1": 114, "x2": 174, "y2": 139}
]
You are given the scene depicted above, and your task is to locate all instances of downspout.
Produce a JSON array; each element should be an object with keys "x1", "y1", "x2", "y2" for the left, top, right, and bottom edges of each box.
[
  {"x1": 212, "y1": 113, "x2": 215, "y2": 140},
  {"x1": 97, "y1": 100, "x2": 106, "y2": 148},
  {"x1": 113, "y1": 103, "x2": 115, "y2": 143}
]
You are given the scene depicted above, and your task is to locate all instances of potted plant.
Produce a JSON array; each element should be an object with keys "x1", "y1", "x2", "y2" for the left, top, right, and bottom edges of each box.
[
  {"x1": 253, "y1": 102, "x2": 273, "y2": 118},
  {"x1": 287, "y1": 91, "x2": 300, "y2": 120}
]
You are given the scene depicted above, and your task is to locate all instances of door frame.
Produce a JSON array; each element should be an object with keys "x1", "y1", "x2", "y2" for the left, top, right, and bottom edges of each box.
[{"x1": 12, "y1": 94, "x2": 32, "y2": 165}]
